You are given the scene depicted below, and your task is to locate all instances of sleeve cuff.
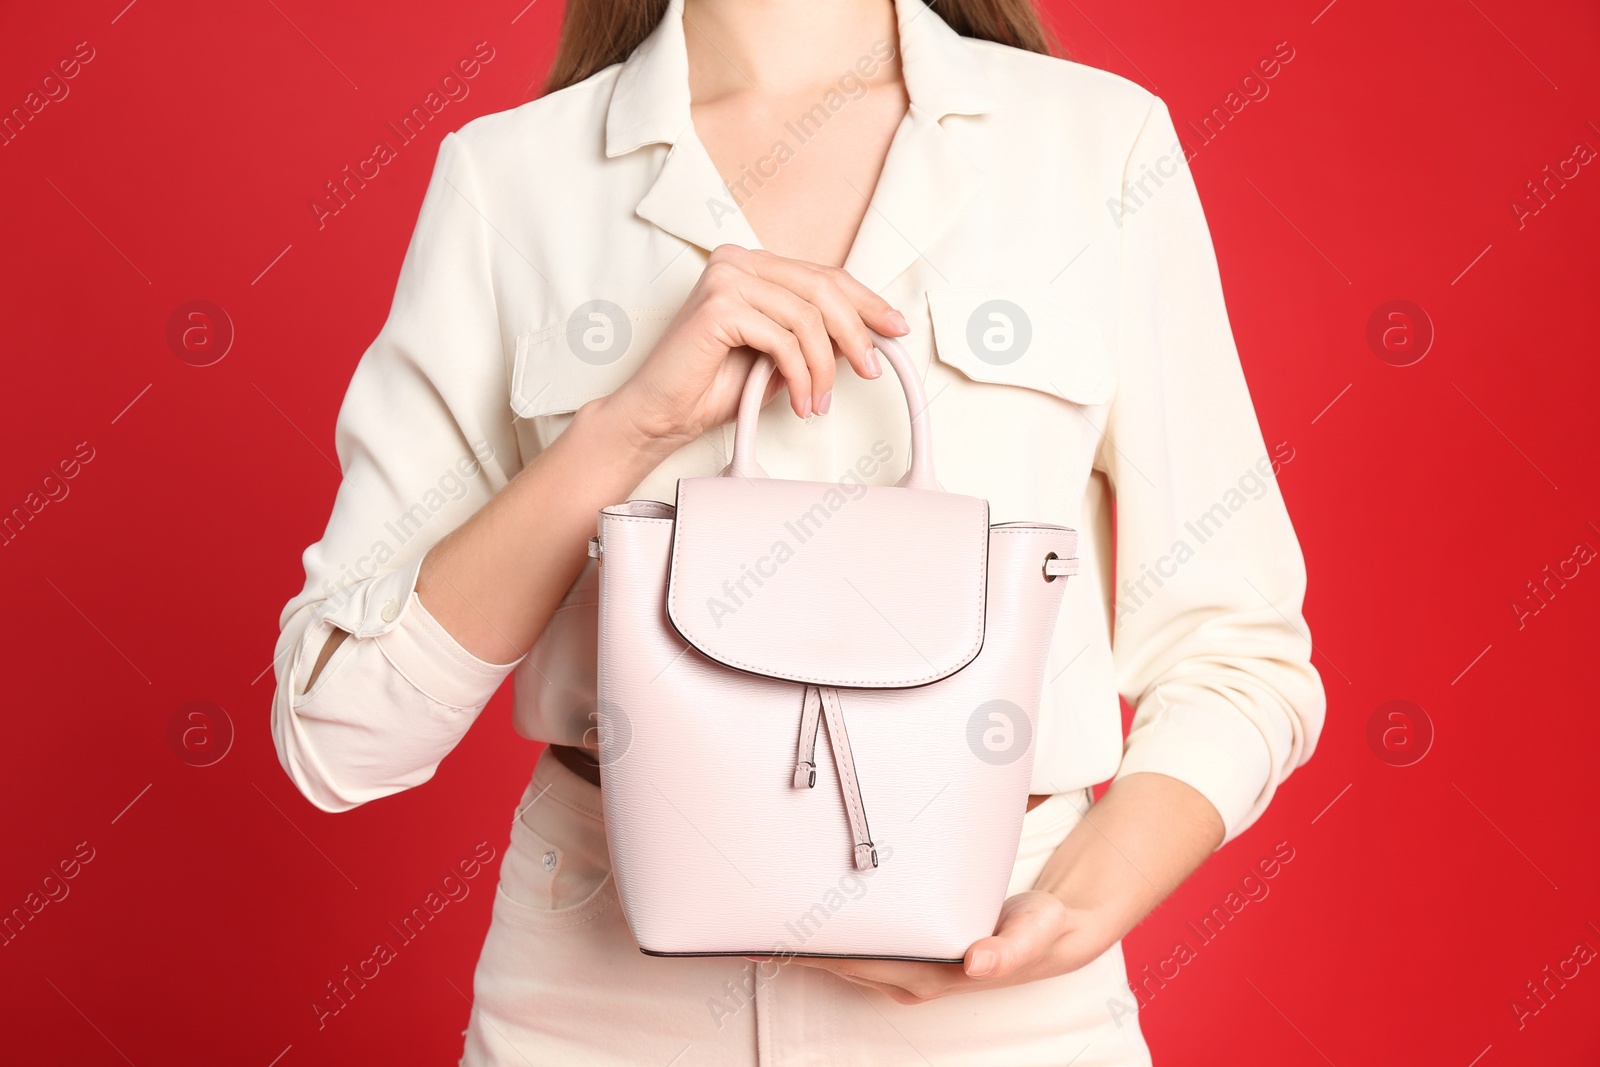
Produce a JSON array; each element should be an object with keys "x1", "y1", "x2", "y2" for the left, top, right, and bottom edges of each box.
[
  {"x1": 315, "y1": 557, "x2": 525, "y2": 709},
  {"x1": 316, "y1": 557, "x2": 428, "y2": 638},
  {"x1": 373, "y1": 590, "x2": 525, "y2": 710},
  {"x1": 1112, "y1": 694, "x2": 1273, "y2": 846}
]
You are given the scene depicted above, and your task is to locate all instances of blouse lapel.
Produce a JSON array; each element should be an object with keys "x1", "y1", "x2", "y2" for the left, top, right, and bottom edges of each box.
[{"x1": 634, "y1": 125, "x2": 766, "y2": 257}]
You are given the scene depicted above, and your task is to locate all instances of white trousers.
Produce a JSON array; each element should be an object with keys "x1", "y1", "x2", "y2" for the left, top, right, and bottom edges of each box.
[{"x1": 459, "y1": 747, "x2": 1153, "y2": 1066}]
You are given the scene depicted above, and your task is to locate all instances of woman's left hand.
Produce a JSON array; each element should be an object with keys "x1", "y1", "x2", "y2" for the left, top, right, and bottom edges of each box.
[
  {"x1": 781, "y1": 889, "x2": 1117, "y2": 1004},
  {"x1": 777, "y1": 771, "x2": 1226, "y2": 1003}
]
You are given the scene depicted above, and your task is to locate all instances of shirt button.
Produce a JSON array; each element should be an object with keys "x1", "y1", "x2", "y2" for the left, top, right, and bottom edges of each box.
[
  {"x1": 379, "y1": 599, "x2": 400, "y2": 623},
  {"x1": 542, "y1": 851, "x2": 558, "y2": 872}
]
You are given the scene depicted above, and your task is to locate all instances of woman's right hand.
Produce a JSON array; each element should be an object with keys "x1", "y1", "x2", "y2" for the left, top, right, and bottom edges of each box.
[{"x1": 597, "y1": 244, "x2": 909, "y2": 452}]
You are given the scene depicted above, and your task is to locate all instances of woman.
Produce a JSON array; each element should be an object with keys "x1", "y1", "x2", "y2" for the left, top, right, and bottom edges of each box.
[{"x1": 270, "y1": 0, "x2": 1325, "y2": 1062}]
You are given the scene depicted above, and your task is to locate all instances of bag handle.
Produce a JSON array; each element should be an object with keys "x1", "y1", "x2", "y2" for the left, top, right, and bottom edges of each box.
[{"x1": 726, "y1": 329, "x2": 939, "y2": 491}]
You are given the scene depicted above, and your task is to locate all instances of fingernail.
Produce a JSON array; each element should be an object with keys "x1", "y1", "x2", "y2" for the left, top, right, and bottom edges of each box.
[
  {"x1": 864, "y1": 350, "x2": 881, "y2": 378},
  {"x1": 817, "y1": 390, "x2": 832, "y2": 415},
  {"x1": 967, "y1": 949, "x2": 997, "y2": 977},
  {"x1": 886, "y1": 309, "x2": 909, "y2": 334},
  {"x1": 799, "y1": 396, "x2": 812, "y2": 418}
]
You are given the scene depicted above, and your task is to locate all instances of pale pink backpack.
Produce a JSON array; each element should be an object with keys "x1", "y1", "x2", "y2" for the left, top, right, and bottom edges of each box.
[{"x1": 587, "y1": 331, "x2": 1079, "y2": 961}]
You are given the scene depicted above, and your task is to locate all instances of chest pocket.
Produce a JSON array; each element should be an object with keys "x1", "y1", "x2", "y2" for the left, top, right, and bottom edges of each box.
[
  {"x1": 510, "y1": 304, "x2": 678, "y2": 418},
  {"x1": 925, "y1": 288, "x2": 1115, "y2": 407}
]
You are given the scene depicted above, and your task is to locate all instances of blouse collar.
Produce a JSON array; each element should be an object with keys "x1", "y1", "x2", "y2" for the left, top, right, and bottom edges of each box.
[{"x1": 605, "y1": 0, "x2": 1001, "y2": 158}]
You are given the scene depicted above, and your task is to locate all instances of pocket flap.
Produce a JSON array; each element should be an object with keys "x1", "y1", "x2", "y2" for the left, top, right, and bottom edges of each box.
[
  {"x1": 511, "y1": 305, "x2": 675, "y2": 418},
  {"x1": 925, "y1": 288, "x2": 1115, "y2": 406},
  {"x1": 664, "y1": 475, "x2": 990, "y2": 689}
]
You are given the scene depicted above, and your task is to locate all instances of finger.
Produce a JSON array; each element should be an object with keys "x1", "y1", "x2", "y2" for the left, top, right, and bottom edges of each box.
[
  {"x1": 965, "y1": 895, "x2": 1060, "y2": 980},
  {"x1": 813, "y1": 264, "x2": 909, "y2": 340},
  {"x1": 760, "y1": 260, "x2": 882, "y2": 382},
  {"x1": 787, "y1": 957, "x2": 947, "y2": 1005},
  {"x1": 836, "y1": 972, "x2": 927, "y2": 1006},
  {"x1": 962, "y1": 933, "x2": 1015, "y2": 980},
  {"x1": 718, "y1": 304, "x2": 812, "y2": 418},
  {"x1": 749, "y1": 250, "x2": 905, "y2": 336},
  {"x1": 744, "y1": 253, "x2": 898, "y2": 381},
  {"x1": 791, "y1": 956, "x2": 946, "y2": 988},
  {"x1": 736, "y1": 275, "x2": 838, "y2": 414}
]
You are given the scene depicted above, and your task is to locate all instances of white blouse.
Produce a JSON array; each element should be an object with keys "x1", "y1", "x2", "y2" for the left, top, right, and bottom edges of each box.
[{"x1": 270, "y1": 0, "x2": 1325, "y2": 846}]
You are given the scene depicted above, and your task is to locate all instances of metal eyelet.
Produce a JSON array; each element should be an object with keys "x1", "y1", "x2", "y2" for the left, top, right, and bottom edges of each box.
[{"x1": 1042, "y1": 552, "x2": 1060, "y2": 583}]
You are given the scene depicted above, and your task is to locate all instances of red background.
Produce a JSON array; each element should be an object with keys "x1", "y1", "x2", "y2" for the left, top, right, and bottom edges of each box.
[{"x1": 3, "y1": 0, "x2": 1597, "y2": 1063}]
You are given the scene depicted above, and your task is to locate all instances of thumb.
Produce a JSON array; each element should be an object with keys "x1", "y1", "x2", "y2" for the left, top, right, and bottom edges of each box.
[{"x1": 963, "y1": 892, "x2": 1059, "y2": 980}]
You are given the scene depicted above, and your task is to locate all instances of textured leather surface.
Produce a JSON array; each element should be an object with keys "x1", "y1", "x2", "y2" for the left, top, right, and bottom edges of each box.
[
  {"x1": 666, "y1": 474, "x2": 990, "y2": 688},
  {"x1": 597, "y1": 502, "x2": 1077, "y2": 958}
]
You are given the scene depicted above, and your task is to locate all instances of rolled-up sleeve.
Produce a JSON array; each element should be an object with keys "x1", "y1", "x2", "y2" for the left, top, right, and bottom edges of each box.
[
  {"x1": 1101, "y1": 97, "x2": 1326, "y2": 845},
  {"x1": 270, "y1": 128, "x2": 527, "y2": 813}
]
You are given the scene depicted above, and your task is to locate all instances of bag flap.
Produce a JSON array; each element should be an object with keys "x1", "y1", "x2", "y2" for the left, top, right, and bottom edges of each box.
[{"x1": 666, "y1": 475, "x2": 990, "y2": 689}]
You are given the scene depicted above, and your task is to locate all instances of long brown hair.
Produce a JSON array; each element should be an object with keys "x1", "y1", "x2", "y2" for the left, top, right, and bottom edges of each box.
[{"x1": 541, "y1": 0, "x2": 1061, "y2": 96}]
